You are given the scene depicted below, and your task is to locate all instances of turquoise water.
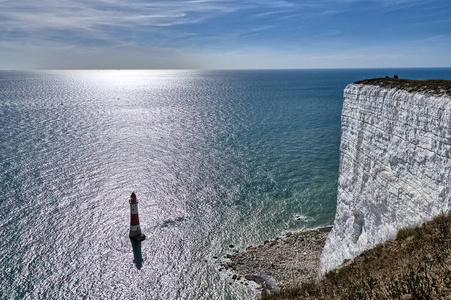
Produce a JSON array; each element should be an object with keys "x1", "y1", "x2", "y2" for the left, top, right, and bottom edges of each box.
[{"x1": 1, "y1": 69, "x2": 450, "y2": 299}]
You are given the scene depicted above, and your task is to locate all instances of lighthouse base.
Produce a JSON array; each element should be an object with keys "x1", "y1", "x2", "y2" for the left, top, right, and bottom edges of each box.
[{"x1": 129, "y1": 230, "x2": 146, "y2": 242}]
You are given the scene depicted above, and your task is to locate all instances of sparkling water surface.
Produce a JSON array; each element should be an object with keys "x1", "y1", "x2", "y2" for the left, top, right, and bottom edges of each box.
[{"x1": 1, "y1": 69, "x2": 451, "y2": 299}]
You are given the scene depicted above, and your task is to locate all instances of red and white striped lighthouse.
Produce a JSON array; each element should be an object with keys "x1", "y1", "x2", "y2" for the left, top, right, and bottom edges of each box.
[{"x1": 129, "y1": 192, "x2": 146, "y2": 241}]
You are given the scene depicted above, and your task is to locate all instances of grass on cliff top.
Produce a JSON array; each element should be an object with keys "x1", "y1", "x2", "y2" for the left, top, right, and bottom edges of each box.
[
  {"x1": 355, "y1": 78, "x2": 451, "y2": 97},
  {"x1": 263, "y1": 213, "x2": 451, "y2": 300}
]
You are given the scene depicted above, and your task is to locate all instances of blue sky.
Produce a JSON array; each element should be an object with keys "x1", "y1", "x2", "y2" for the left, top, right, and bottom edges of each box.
[{"x1": 0, "y1": 0, "x2": 450, "y2": 69}]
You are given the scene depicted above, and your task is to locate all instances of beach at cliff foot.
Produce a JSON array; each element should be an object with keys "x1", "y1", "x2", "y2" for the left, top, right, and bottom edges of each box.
[{"x1": 221, "y1": 226, "x2": 332, "y2": 297}]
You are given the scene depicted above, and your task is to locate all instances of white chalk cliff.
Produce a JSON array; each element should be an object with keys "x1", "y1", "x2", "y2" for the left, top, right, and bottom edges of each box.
[{"x1": 320, "y1": 83, "x2": 451, "y2": 274}]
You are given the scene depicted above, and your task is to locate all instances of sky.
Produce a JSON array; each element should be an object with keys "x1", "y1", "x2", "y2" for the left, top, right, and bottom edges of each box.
[{"x1": 0, "y1": 0, "x2": 450, "y2": 69}]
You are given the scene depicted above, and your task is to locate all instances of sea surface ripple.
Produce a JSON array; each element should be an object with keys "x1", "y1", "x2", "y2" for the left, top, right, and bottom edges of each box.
[{"x1": 1, "y1": 69, "x2": 450, "y2": 299}]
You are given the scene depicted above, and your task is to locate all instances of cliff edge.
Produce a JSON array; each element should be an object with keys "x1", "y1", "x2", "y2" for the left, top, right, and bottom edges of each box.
[{"x1": 320, "y1": 79, "x2": 451, "y2": 274}]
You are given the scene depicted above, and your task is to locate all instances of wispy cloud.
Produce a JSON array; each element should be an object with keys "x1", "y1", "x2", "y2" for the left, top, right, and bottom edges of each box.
[
  {"x1": 0, "y1": 0, "x2": 302, "y2": 51},
  {"x1": 0, "y1": 0, "x2": 298, "y2": 32},
  {"x1": 0, "y1": 0, "x2": 436, "y2": 44},
  {"x1": 425, "y1": 34, "x2": 451, "y2": 43},
  {"x1": 1, "y1": 1, "x2": 224, "y2": 30},
  {"x1": 0, "y1": 0, "x2": 449, "y2": 69}
]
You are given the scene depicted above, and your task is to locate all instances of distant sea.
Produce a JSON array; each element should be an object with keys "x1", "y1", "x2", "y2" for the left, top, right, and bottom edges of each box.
[{"x1": 1, "y1": 68, "x2": 451, "y2": 299}]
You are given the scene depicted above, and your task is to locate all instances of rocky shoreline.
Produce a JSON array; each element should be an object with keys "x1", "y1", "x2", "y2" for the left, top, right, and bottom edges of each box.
[{"x1": 221, "y1": 226, "x2": 332, "y2": 296}]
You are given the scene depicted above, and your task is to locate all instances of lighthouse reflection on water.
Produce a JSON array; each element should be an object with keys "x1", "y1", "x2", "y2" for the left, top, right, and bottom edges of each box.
[{"x1": 129, "y1": 192, "x2": 145, "y2": 269}]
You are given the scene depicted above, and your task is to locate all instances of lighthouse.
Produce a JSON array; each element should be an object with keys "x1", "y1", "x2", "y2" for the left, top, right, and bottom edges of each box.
[{"x1": 129, "y1": 192, "x2": 146, "y2": 241}]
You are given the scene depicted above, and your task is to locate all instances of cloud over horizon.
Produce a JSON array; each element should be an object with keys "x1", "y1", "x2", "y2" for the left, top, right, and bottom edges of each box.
[{"x1": 0, "y1": 0, "x2": 450, "y2": 69}]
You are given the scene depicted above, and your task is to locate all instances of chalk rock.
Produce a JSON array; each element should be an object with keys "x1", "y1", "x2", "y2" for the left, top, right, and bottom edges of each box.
[{"x1": 320, "y1": 83, "x2": 451, "y2": 274}]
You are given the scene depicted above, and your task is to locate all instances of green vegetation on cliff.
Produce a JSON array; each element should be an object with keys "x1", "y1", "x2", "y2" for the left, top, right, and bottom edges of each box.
[
  {"x1": 355, "y1": 78, "x2": 451, "y2": 96},
  {"x1": 263, "y1": 213, "x2": 451, "y2": 300}
]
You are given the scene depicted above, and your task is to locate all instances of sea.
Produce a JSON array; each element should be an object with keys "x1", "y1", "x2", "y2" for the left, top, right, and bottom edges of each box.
[{"x1": 1, "y1": 68, "x2": 451, "y2": 299}]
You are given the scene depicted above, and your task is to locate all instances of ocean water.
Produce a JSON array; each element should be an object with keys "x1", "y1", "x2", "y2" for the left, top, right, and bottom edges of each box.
[{"x1": 1, "y1": 68, "x2": 450, "y2": 299}]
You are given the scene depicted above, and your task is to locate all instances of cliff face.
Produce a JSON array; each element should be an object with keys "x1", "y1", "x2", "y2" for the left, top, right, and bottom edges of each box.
[{"x1": 320, "y1": 83, "x2": 451, "y2": 274}]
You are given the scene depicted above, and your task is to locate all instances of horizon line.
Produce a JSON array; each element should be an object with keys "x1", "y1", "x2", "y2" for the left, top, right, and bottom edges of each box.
[{"x1": 2, "y1": 67, "x2": 451, "y2": 72}]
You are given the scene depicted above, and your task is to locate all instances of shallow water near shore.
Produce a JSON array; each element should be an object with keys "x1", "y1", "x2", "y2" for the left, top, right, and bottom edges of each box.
[{"x1": 1, "y1": 68, "x2": 451, "y2": 299}]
